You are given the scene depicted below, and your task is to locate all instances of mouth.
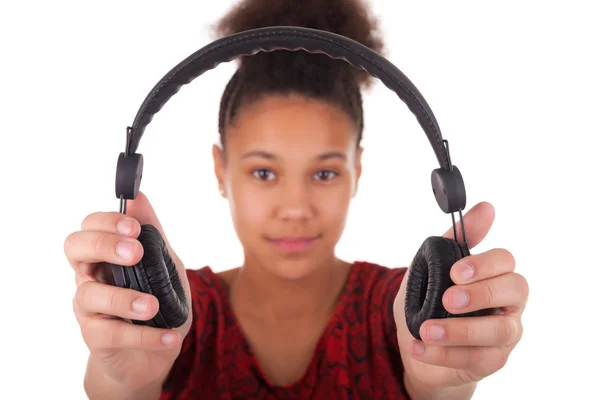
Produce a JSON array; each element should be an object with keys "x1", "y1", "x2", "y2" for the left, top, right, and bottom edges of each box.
[{"x1": 265, "y1": 235, "x2": 321, "y2": 253}]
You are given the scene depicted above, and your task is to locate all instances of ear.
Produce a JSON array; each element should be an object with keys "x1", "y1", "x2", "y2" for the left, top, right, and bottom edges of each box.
[
  {"x1": 355, "y1": 146, "x2": 363, "y2": 179},
  {"x1": 212, "y1": 143, "x2": 226, "y2": 197},
  {"x1": 353, "y1": 146, "x2": 363, "y2": 197}
]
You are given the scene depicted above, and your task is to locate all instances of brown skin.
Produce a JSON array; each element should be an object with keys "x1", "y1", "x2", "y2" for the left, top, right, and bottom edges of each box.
[
  {"x1": 212, "y1": 93, "x2": 529, "y2": 397},
  {"x1": 66, "y1": 92, "x2": 527, "y2": 399},
  {"x1": 212, "y1": 94, "x2": 362, "y2": 385},
  {"x1": 393, "y1": 203, "x2": 529, "y2": 400},
  {"x1": 66, "y1": 196, "x2": 194, "y2": 399},
  {"x1": 64, "y1": 93, "x2": 365, "y2": 397}
]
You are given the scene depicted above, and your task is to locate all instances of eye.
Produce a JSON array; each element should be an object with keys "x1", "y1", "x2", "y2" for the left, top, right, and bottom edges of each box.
[
  {"x1": 314, "y1": 170, "x2": 338, "y2": 181},
  {"x1": 252, "y1": 168, "x2": 276, "y2": 181}
]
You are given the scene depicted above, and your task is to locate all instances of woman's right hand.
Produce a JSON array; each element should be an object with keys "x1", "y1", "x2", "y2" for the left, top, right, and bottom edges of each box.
[{"x1": 64, "y1": 192, "x2": 193, "y2": 392}]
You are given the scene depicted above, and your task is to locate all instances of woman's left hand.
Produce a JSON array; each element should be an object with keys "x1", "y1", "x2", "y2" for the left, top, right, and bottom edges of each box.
[{"x1": 393, "y1": 202, "x2": 529, "y2": 395}]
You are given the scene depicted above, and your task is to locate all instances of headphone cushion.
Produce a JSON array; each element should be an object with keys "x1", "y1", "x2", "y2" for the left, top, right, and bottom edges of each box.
[
  {"x1": 404, "y1": 236, "x2": 466, "y2": 340},
  {"x1": 131, "y1": 224, "x2": 189, "y2": 329}
]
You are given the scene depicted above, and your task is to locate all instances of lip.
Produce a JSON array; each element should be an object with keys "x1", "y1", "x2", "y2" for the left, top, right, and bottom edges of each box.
[{"x1": 266, "y1": 236, "x2": 320, "y2": 253}]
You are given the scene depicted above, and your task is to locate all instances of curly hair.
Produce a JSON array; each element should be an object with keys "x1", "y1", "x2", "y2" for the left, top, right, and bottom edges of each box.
[{"x1": 212, "y1": 0, "x2": 385, "y2": 147}]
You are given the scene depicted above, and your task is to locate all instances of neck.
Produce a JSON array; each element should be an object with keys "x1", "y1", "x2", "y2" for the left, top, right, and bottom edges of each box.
[{"x1": 230, "y1": 254, "x2": 349, "y2": 323}]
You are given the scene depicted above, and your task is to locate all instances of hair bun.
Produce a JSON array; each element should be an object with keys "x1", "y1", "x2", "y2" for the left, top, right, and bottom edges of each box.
[{"x1": 212, "y1": 0, "x2": 384, "y2": 89}]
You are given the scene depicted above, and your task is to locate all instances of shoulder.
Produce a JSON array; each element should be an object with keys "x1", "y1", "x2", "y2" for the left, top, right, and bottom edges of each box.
[
  {"x1": 184, "y1": 266, "x2": 223, "y2": 317},
  {"x1": 178, "y1": 267, "x2": 233, "y2": 349},
  {"x1": 161, "y1": 267, "x2": 232, "y2": 399},
  {"x1": 183, "y1": 265, "x2": 235, "y2": 316},
  {"x1": 347, "y1": 261, "x2": 407, "y2": 308},
  {"x1": 346, "y1": 262, "x2": 407, "y2": 349},
  {"x1": 349, "y1": 261, "x2": 407, "y2": 298},
  {"x1": 184, "y1": 266, "x2": 237, "y2": 304},
  {"x1": 185, "y1": 265, "x2": 227, "y2": 291}
]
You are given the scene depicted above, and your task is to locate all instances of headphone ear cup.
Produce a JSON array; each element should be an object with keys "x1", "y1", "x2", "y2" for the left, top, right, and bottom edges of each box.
[
  {"x1": 405, "y1": 236, "x2": 485, "y2": 340},
  {"x1": 129, "y1": 224, "x2": 189, "y2": 329}
]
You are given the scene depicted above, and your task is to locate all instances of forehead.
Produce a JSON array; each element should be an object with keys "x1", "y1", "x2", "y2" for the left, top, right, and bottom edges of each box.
[{"x1": 226, "y1": 95, "x2": 357, "y2": 153}]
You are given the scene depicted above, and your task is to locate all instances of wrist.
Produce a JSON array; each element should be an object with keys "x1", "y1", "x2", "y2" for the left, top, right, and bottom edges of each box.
[
  {"x1": 403, "y1": 372, "x2": 476, "y2": 400},
  {"x1": 84, "y1": 356, "x2": 164, "y2": 400}
]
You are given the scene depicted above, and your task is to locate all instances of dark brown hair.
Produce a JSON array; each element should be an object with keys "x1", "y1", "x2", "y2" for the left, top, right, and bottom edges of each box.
[{"x1": 212, "y1": 0, "x2": 385, "y2": 147}]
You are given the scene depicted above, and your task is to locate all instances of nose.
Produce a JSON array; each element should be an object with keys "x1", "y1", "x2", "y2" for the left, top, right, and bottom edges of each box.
[{"x1": 275, "y1": 179, "x2": 315, "y2": 220}]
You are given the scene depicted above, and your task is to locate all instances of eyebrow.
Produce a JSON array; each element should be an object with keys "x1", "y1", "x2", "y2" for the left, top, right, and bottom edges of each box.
[{"x1": 241, "y1": 150, "x2": 347, "y2": 161}]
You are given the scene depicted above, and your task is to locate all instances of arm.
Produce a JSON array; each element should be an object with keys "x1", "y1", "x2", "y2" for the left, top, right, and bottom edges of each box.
[
  {"x1": 385, "y1": 268, "x2": 477, "y2": 400},
  {"x1": 378, "y1": 267, "x2": 477, "y2": 400},
  {"x1": 84, "y1": 355, "x2": 164, "y2": 400},
  {"x1": 404, "y1": 373, "x2": 476, "y2": 400}
]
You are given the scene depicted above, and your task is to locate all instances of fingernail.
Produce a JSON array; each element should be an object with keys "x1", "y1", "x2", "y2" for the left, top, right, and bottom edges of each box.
[
  {"x1": 450, "y1": 289, "x2": 469, "y2": 309},
  {"x1": 427, "y1": 325, "x2": 445, "y2": 340},
  {"x1": 413, "y1": 341, "x2": 425, "y2": 356},
  {"x1": 161, "y1": 332, "x2": 177, "y2": 346},
  {"x1": 117, "y1": 219, "x2": 134, "y2": 236},
  {"x1": 455, "y1": 262, "x2": 474, "y2": 282},
  {"x1": 117, "y1": 241, "x2": 133, "y2": 259},
  {"x1": 132, "y1": 297, "x2": 150, "y2": 314}
]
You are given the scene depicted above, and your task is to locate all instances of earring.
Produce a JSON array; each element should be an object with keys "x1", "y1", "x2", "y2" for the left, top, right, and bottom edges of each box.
[{"x1": 219, "y1": 187, "x2": 225, "y2": 196}]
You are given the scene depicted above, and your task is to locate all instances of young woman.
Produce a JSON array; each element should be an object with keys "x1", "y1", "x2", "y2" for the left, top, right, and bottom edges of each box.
[{"x1": 64, "y1": 0, "x2": 529, "y2": 399}]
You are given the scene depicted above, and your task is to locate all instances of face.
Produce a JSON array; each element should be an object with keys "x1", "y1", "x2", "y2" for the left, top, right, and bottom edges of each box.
[{"x1": 212, "y1": 94, "x2": 363, "y2": 280}]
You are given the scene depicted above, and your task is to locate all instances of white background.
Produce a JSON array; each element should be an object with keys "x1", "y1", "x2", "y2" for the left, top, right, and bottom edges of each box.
[{"x1": 1, "y1": 1, "x2": 598, "y2": 398}]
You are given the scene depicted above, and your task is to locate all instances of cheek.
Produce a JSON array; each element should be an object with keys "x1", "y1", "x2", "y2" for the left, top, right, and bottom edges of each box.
[
  {"x1": 228, "y1": 181, "x2": 269, "y2": 229},
  {"x1": 318, "y1": 188, "x2": 351, "y2": 236},
  {"x1": 225, "y1": 171, "x2": 281, "y2": 248}
]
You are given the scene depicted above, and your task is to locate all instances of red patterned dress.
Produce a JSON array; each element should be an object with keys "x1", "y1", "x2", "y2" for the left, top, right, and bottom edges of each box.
[{"x1": 160, "y1": 261, "x2": 411, "y2": 399}]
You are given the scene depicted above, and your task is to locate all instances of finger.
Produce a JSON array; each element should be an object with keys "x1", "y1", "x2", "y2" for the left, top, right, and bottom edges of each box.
[
  {"x1": 64, "y1": 230, "x2": 144, "y2": 271},
  {"x1": 75, "y1": 270, "x2": 99, "y2": 287},
  {"x1": 443, "y1": 272, "x2": 529, "y2": 315},
  {"x1": 73, "y1": 261, "x2": 115, "y2": 287},
  {"x1": 442, "y1": 201, "x2": 495, "y2": 250},
  {"x1": 81, "y1": 317, "x2": 180, "y2": 352},
  {"x1": 81, "y1": 211, "x2": 141, "y2": 238},
  {"x1": 450, "y1": 248, "x2": 516, "y2": 285},
  {"x1": 74, "y1": 280, "x2": 159, "y2": 321},
  {"x1": 411, "y1": 341, "x2": 509, "y2": 378},
  {"x1": 419, "y1": 314, "x2": 523, "y2": 347}
]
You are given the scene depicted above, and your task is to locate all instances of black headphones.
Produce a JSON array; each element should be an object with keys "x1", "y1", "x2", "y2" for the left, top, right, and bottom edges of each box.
[{"x1": 109, "y1": 26, "x2": 492, "y2": 340}]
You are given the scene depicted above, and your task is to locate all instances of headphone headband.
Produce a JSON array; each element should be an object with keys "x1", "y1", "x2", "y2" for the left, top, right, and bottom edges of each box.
[{"x1": 116, "y1": 26, "x2": 466, "y2": 215}]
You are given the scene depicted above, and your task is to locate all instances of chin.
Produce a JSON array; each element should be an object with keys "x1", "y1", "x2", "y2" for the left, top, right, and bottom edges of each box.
[
  {"x1": 269, "y1": 261, "x2": 322, "y2": 282},
  {"x1": 245, "y1": 236, "x2": 337, "y2": 280}
]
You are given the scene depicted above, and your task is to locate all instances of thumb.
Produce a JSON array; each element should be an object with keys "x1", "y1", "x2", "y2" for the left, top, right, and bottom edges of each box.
[
  {"x1": 125, "y1": 191, "x2": 177, "y2": 255},
  {"x1": 125, "y1": 191, "x2": 166, "y2": 237},
  {"x1": 442, "y1": 201, "x2": 495, "y2": 250},
  {"x1": 124, "y1": 191, "x2": 192, "y2": 332}
]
